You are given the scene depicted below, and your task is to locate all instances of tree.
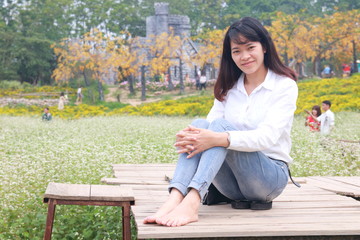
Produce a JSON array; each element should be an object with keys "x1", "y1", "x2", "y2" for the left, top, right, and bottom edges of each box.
[
  {"x1": 267, "y1": 11, "x2": 310, "y2": 77},
  {"x1": 53, "y1": 29, "x2": 115, "y2": 101},
  {"x1": 305, "y1": 10, "x2": 360, "y2": 76},
  {"x1": 146, "y1": 31, "x2": 182, "y2": 91},
  {"x1": 192, "y1": 28, "x2": 226, "y2": 79},
  {"x1": 108, "y1": 33, "x2": 146, "y2": 95}
]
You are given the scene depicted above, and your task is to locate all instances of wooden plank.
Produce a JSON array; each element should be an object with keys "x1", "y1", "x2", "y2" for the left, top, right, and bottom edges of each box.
[
  {"x1": 44, "y1": 182, "x2": 90, "y2": 201},
  {"x1": 101, "y1": 178, "x2": 168, "y2": 185},
  {"x1": 135, "y1": 222, "x2": 360, "y2": 239},
  {"x1": 132, "y1": 200, "x2": 360, "y2": 209},
  {"x1": 326, "y1": 176, "x2": 360, "y2": 187},
  {"x1": 113, "y1": 171, "x2": 173, "y2": 177},
  {"x1": 162, "y1": 173, "x2": 307, "y2": 185},
  {"x1": 108, "y1": 164, "x2": 360, "y2": 239},
  {"x1": 306, "y1": 176, "x2": 360, "y2": 197},
  {"x1": 135, "y1": 215, "x2": 360, "y2": 227},
  {"x1": 90, "y1": 185, "x2": 135, "y2": 202},
  {"x1": 112, "y1": 163, "x2": 176, "y2": 168}
]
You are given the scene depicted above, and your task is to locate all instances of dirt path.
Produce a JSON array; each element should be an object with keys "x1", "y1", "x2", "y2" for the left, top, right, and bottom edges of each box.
[{"x1": 105, "y1": 86, "x2": 205, "y2": 106}]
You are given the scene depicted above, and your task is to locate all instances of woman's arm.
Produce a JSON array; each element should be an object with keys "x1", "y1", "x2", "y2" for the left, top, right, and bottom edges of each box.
[{"x1": 305, "y1": 110, "x2": 320, "y2": 123}]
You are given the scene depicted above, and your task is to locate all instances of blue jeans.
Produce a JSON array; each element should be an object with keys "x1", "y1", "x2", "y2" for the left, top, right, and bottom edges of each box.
[{"x1": 169, "y1": 118, "x2": 289, "y2": 202}]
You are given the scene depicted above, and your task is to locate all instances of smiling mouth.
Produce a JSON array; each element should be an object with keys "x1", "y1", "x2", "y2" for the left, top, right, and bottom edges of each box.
[{"x1": 242, "y1": 61, "x2": 255, "y2": 67}]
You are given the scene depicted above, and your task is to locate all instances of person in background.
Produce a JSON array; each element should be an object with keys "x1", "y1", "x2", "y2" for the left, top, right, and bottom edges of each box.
[
  {"x1": 342, "y1": 64, "x2": 351, "y2": 77},
  {"x1": 321, "y1": 65, "x2": 333, "y2": 78},
  {"x1": 199, "y1": 72, "x2": 207, "y2": 90},
  {"x1": 76, "y1": 86, "x2": 83, "y2": 103},
  {"x1": 195, "y1": 69, "x2": 201, "y2": 90},
  {"x1": 318, "y1": 100, "x2": 335, "y2": 135},
  {"x1": 305, "y1": 105, "x2": 321, "y2": 132},
  {"x1": 305, "y1": 100, "x2": 335, "y2": 135},
  {"x1": 42, "y1": 107, "x2": 52, "y2": 121},
  {"x1": 58, "y1": 92, "x2": 66, "y2": 110},
  {"x1": 143, "y1": 17, "x2": 298, "y2": 227}
]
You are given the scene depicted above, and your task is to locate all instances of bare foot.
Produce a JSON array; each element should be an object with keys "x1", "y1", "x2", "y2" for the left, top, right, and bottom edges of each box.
[
  {"x1": 143, "y1": 189, "x2": 184, "y2": 224},
  {"x1": 157, "y1": 189, "x2": 200, "y2": 227}
]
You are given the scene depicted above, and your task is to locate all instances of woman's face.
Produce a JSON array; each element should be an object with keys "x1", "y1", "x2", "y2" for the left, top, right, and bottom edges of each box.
[
  {"x1": 312, "y1": 109, "x2": 318, "y2": 116},
  {"x1": 230, "y1": 38, "x2": 266, "y2": 77}
]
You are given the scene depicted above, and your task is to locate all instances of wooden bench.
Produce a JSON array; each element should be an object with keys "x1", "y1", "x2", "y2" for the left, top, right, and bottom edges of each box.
[{"x1": 43, "y1": 182, "x2": 135, "y2": 240}]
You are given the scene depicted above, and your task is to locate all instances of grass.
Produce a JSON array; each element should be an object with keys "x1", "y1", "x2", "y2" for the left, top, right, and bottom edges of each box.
[{"x1": 1, "y1": 113, "x2": 359, "y2": 239}]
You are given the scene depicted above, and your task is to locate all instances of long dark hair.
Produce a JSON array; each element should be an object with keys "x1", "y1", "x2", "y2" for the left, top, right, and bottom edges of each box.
[
  {"x1": 312, "y1": 105, "x2": 321, "y2": 117},
  {"x1": 215, "y1": 17, "x2": 297, "y2": 101}
]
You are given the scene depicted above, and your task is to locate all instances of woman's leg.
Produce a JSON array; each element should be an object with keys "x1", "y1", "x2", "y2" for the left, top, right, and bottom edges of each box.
[
  {"x1": 144, "y1": 119, "x2": 209, "y2": 224},
  {"x1": 169, "y1": 119, "x2": 210, "y2": 196},
  {"x1": 157, "y1": 118, "x2": 238, "y2": 226},
  {"x1": 214, "y1": 151, "x2": 289, "y2": 203}
]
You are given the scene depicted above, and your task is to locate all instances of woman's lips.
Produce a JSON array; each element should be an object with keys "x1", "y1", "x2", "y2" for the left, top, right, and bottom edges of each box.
[{"x1": 242, "y1": 61, "x2": 255, "y2": 67}]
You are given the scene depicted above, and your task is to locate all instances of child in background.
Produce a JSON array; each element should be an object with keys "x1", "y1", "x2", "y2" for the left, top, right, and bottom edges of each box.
[{"x1": 305, "y1": 105, "x2": 321, "y2": 132}]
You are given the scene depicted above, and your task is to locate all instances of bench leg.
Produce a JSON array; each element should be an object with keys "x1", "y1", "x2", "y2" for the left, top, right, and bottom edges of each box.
[
  {"x1": 44, "y1": 199, "x2": 56, "y2": 240},
  {"x1": 122, "y1": 204, "x2": 132, "y2": 240}
]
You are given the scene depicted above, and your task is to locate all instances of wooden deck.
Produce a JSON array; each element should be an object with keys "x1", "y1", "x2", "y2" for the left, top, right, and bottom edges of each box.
[{"x1": 102, "y1": 164, "x2": 360, "y2": 239}]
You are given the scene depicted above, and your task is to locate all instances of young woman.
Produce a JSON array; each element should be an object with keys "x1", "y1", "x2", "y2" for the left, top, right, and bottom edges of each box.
[
  {"x1": 305, "y1": 105, "x2": 321, "y2": 131},
  {"x1": 144, "y1": 17, "x2": 298, "y2": 227},
  {"x1": 58, "y1": 92, "x2": 66, "y2": 110}
]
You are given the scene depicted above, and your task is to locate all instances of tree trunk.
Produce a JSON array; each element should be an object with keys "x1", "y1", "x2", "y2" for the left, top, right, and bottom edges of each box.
[
  {"x1": 167, "y1": 67, "x2": 174, "y2": 91},
  {"x1": 141, "y1": 65, "x2": 146, "y2": 101},
  {"x1": 83, "y1": 69, "x2": 90, "y2": 87},
  {"x1": 83, "y1": 71, "x2": 94, "y2": 103},
  {"x1": 313, "y1": 56, "x2": 322, "y2": 77},
  {"x1": 296, "y1": 62, "x2": 304, "y2": 79},
  {"x1": 179, "y1": 58, "x2": 184, "y2": 95},
  {"x1": 284, "y1": 51, "x2": 289, "y2": 66},
  {"x1": 98, "y1": 80, "x2": 104, "y2": 101},
  {"x1": 128, "y1": 74, "x2": 135, "y2": 95},
  {"x1": 352, "y1": 40, "x2": 358, "y2": 73}
]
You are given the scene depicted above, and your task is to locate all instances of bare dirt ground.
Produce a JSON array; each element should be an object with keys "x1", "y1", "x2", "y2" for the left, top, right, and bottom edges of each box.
[{"x1": 105, "y1": 86, "x2": 208, "y2": 106}]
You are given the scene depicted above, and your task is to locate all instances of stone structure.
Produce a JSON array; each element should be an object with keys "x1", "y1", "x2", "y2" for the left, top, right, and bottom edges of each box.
[
  {"x1": 140, "y1": 2, "x2": 198, "y2": 83},
  {"x1": 146, "y1": 2, "x2": 191, "y2": 38}
]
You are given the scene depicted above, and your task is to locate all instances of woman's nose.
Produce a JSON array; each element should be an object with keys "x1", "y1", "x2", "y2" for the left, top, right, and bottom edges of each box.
[{"x1": 240, "y1": 51, "x2": 250, "y2": 60}]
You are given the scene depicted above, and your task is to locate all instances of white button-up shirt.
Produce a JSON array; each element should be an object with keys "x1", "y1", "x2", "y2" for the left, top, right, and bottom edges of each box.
[
  {"x1": 207, "y1": 70, "x2": 298, "y2": 163},
  {"x1": 317, "y1": 109, "x2": 335, "y2": 135}
]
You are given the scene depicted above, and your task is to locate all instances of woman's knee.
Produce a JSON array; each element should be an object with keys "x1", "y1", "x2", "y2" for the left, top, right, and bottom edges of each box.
[
  {"x1": 191, "y1": 118, "x2": 209, "y2": 129},
  {"x1": 208, "y1": 118, "x2": 235, "y2": 132}
]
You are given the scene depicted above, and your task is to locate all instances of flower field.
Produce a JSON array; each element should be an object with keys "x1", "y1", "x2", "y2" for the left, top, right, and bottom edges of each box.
[
  {"x1": 0, "y1": 75, "x2": 359, "y2": 119},
  {"x1": 1, "y1": 113, "x2": 359, "y2": 239},
  {"x1": 0, "y1": 74, "x2": 359, "y2": 239}
]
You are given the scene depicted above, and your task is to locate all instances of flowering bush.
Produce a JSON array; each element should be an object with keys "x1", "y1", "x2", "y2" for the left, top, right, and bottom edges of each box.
[
  {"x1": 0, "y1": 75, "x2": 359, "y2": 119},
  {"x1": 295, "y1": 74, "x2": 360, "y2": 114},
  {"x1": 0, "y1": 83, "x2": 74, "y2": 99},
  {"x1": 111, "y1": 96, "x2": 213, "y2": 117}
]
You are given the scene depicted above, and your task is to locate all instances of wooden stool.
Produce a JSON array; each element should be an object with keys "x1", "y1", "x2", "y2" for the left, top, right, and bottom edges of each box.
[{"x1": 43, "y1": 182, "x2": 135, "y2": 240}]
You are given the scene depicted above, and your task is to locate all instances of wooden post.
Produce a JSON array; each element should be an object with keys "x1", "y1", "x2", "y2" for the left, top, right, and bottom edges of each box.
[
  {"x1": 44, "y1": 199, "x2": 56, "y2": 240},
  {"x1": 122, "y1": 204, "x2": 132, "y2": 240}
]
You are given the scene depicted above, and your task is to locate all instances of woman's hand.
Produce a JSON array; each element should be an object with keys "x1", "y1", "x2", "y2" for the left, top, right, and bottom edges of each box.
[
  {"x1": 174, "y1": 126, "x2": 199, "y2": 154},
  {"x1": 174, "y1": 125, "x2": 229, "y2": 159}
]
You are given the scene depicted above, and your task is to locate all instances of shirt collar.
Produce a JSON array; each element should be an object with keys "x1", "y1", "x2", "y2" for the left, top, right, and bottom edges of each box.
[{"x1": 236, "y1": 69, "x2": 275, "y2": 93}]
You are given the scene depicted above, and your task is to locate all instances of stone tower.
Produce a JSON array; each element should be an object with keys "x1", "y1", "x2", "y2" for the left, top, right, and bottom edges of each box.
[
  {"x1": 146, "y1": 2, "x2": 169, "y2": 37},
  {"x1": 146, "y1": 2, "x2": 191, "y2": 38},
  {"x1": 139, "y1": 2, "x2": 198, "y2": 83}
]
